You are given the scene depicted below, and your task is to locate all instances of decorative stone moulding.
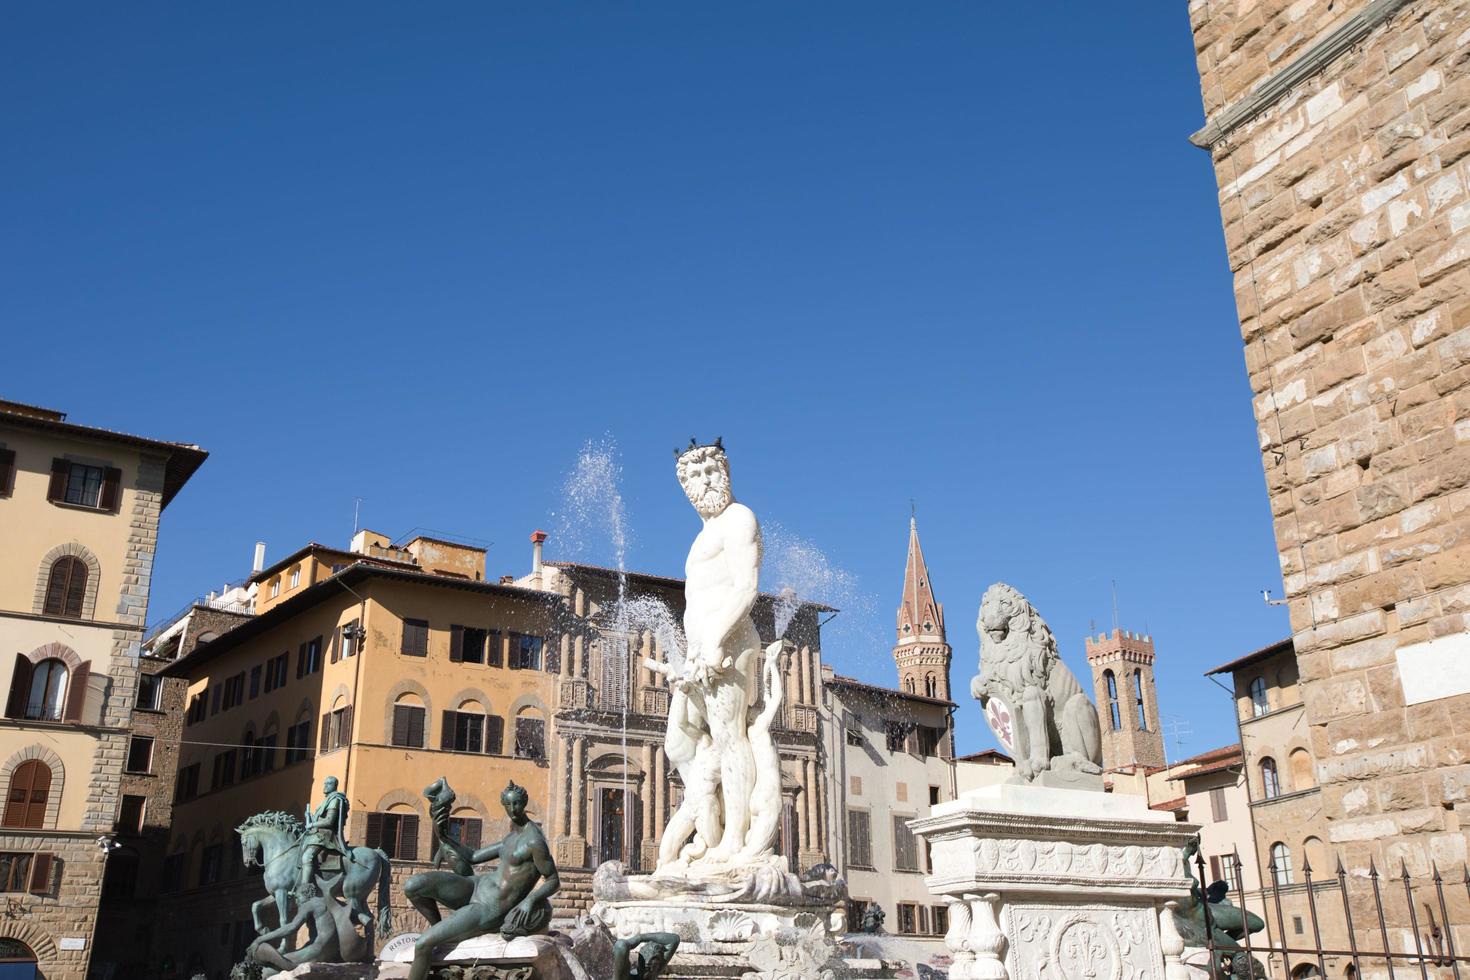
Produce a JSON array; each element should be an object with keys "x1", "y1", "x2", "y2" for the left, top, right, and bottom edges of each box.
[{"x1": 910, "y1": 784, "x2": 1199, "y2": 980}]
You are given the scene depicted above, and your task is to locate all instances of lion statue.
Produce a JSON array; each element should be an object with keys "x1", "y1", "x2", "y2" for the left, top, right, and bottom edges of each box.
[{"x1": 971, "y1": 582, "x2": 1102, "y2": 785}]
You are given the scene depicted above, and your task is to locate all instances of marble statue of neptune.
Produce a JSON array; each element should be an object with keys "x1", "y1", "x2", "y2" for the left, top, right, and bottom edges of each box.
[{"x1": 659, "y1": 438, "x2": 764, "y2": 869}]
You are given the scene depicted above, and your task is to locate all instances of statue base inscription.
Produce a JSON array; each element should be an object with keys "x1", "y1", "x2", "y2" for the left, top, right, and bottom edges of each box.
[{"x1": 909, "y1": 783, "x2": 1198, "y2": 980}]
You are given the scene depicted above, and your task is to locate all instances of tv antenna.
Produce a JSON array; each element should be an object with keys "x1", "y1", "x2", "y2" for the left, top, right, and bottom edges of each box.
[
  {"x1": 353, "y1": 497, "x2": 364, "y2": 535},
  {"x1": 1161, "y1": 715, "x2": 1193, "y2": 769}
]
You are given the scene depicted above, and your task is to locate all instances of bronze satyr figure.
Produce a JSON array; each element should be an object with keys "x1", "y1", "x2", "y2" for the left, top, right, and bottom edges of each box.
[{"x1": 402, "y1": 778, "x2": 560, "y2": 980}]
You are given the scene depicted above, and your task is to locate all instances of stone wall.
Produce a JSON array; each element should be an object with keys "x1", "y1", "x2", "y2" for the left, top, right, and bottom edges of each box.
[
  {"x1": 1189, "y1": 0, "x2": 1470, "y2": 940},
  {"x1": 0, "y1": 834, "x2": 106, "y2": 980}
]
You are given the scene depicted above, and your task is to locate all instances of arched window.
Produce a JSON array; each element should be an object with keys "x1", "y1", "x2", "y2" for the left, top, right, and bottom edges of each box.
[
  {"x1": 28, "y1": 659, "x2": 69, "y2": 722},
  {"x1": 514, "y1": 708, "x2": 547, "y2": 761},
  {"x1": 1133, "y1": 669, "x2": 1148, "y2": 731},
  {"x1": 1290, "y1": 748, "x2": 1315, "y2": 791},
  {"x1": 0, "y1": 938, "x2": 36, "y2": 978},
  {"x1": 1249, "y1": 676, "x2": 1269, "y2": 717},
  {"x1": 1261, "y1": 757, "x2": 1281, "y2": 799},
  {"x1": 1104, "y1": 671, "x2": 1121, "y2": 731},
  {"x1": 924, "y1": 674, "x2": 937, "y2": 698},
  {"x1": 3, "y1": 760, "x2": 52, "y2": 828},
  {"x1": 43, "y1": 556, "x2": 88, "y2": 618},
  {"x1": 905, "y1": 677, "x2": 915, "y2": 694},
  {"x1": 1270, "y1": 841, "x2": 1294, "y2": 885},
  {"x1": 1303, "y1": 836, "x2": 1326, "y2": 875}
]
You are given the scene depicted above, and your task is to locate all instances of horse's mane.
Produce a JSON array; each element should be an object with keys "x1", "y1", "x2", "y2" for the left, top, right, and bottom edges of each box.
[{"x1": 238, "y1": 810, "x2": 303, "y2": 837}]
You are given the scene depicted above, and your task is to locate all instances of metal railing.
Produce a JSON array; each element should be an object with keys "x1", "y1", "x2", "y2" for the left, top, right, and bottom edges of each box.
[
  {"x1": 142, "y1": 577, "x2": 254, "y2": 644},
  {"x1": 1196, "y1": 846, "x2": 1470, "y2": 978}
]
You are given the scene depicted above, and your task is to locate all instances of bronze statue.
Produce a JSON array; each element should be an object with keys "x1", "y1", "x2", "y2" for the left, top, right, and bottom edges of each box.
[
  {"x1": 300, "y1": 776, "x2": 352, "y2": 896},
  {"x1": 402, "y1": 778, "x2": 560, "y2": 980},
  {"x1": 1174, "y1": 837, "x2": 1266, "y2": 978},
  {"x1": 860, "y1": 902, "x2": 885, "y2": 934},
  {"x1": 236, "y1": 810, "x2": 391, "y2": 951},
  {"x1": 244, "y1": 878, "x2": 370, "y2": 977},
  {"x1": 613, "y1": 932, "x2": 680, "y2": 980}
]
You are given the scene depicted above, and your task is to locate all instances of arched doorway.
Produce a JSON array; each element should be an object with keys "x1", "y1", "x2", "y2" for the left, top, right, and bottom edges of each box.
[{"x1": 0, "y1": 938, "x2": 36, "y2": 980}]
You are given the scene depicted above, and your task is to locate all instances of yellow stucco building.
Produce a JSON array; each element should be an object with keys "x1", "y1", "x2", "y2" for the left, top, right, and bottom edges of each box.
[
  {"x1": 0, "y1": 399, "x2": 205, "y2": 980},
  {"x1": 156, "y1": 531, "x2": 562, "y2": 976},
  {"x1": 153, "y1": 527, "x2": 835, "y2": 978}
]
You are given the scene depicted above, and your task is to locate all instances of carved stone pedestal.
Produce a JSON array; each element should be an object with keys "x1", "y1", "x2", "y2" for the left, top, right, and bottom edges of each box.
[
  {"x1": 375, "y1": 931, "x2": 603, "y2": 980},
  {"x1": 554, "y1": 836, "x2": 587, "y2": 870},
  {"x1": 909, "y1": 783, "x2": 1197, "y2": 980},
  {"x1": 591, "y1": 902, "x2": 904, "y2": 980}
]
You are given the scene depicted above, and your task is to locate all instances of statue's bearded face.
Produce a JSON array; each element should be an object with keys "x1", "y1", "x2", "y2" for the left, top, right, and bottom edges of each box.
[
  {"x1": 323, "y1": 776, "x2": 338, "y2": 794},
  {"x1": 677, "y1": 450, "x2": 731, "y2": 518}
]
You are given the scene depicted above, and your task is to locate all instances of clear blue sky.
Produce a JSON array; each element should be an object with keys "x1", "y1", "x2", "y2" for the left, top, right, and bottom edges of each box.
[{"x1": 2, "y1": 4, "x2": 1288, "y2": 759}]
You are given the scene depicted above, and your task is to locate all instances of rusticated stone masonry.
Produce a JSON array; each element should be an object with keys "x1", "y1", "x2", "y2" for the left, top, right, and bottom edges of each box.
[{"x1": 1189, "y1": 0, "x2": 1470, "y2": 939}]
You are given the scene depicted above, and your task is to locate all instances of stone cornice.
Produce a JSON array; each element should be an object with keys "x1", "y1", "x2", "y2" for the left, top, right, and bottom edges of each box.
[
  {"x1": 910, "y1": 807, "x2": 1196, "y2": 849},
  {"x1": 1190, "y1": 0, "x2": 1417, "y2": 149}
]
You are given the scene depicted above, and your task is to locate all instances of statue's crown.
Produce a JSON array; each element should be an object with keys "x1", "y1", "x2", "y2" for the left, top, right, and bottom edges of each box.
[{"x1": 674, "y1": 435, "x2": 724, "y2": 460}]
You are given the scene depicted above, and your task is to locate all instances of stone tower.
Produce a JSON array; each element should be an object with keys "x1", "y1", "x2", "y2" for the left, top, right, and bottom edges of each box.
[
  {"x1": 894, "y1": 516, "x2": 951, "y2": 700},
  {"x1": 1085, "y1": 628, "x2": 1164, "y2": 771}
]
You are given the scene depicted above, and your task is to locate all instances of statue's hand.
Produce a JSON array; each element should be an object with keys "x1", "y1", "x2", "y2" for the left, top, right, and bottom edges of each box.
[{"x1": 503, "y1": 899, "x2": 533, "y2": 932}]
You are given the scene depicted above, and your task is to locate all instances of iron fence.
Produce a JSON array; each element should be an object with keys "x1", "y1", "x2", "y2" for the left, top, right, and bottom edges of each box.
[{"x1": 1196, "y1": 846, "x2": 1470, "y2": 978}]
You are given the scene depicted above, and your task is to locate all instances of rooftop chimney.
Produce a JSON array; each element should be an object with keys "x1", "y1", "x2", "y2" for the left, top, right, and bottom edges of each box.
[
  {"x1": 253, "y1": 542, "x2": 267, "y2": 573},
  {"x1": 530, "y1": 529, "x2": 548, "y2": 587}
]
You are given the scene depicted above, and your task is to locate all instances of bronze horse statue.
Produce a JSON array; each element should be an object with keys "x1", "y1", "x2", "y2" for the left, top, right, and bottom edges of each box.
[{"x1": 236, "y1": 811, "x2": 392, "y2": 948}]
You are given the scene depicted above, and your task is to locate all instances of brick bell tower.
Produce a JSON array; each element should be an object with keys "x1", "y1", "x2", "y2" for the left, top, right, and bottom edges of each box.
[
  {"x1": 1085, "y1": 628, "x2": 1165, "y2": 771},
  {"x1": 894, "y1": 515, "x2": 951, "y2": 700}
]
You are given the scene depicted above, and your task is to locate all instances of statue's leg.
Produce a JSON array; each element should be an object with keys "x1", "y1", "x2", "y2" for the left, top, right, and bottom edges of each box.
[
  {"x1": 659, "y1": 804, "x2": 695, "y2": 867},
  {"x1": 409, "y1": 903, "x2": 500, "y2": 980},
  {"x1": 1022, "y1": 687, "x2": 1050, "y2": 772},
  {"x1": 706, "y1": 681, "x2": 754, "y2": 858},
  {"x1": 1060, "y1": 692, "x2": 1103, "y2": 773},
  {"x1": 274, "y1": 887, "x2": 296, "y2": 951},
  {"x1": 251, "y1": 896, "x2": 269, "y2": 934},
  {"x1": 1010, "y1": 703, "x2": 1034, "y2": 779},
  {"x1": 404, "y1": 871, "x2": 473, "y2": 926},
  {"x1": 252, "y1": 940, "x2": 294, "y2": 972}
]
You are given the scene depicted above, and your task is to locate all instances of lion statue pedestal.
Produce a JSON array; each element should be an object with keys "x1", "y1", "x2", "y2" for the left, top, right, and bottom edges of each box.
[
  {"x1": 911, "y1": 582, "x2": 1197, "y2": 980},
  {"x1": 911, "y1": 784, "x2": 1198, "y2": 980}
]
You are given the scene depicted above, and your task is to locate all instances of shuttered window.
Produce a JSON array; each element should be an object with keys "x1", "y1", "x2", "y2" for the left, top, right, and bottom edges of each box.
[
  {"x1": 893, "y1": 815, "x2": 920, "y2": 871},
  {"x1": 0, "y1": 448, "x2": 14, "y2": 497},
  {"x1": 847, "y1": 810, "x2": 872, "y2": 868},
  {"x1": 401, "y1": 620, "x2": 429, "y2": 657},
  {"x1": 514, "y1": 717, "x2": 545, "y2": 760},
  {"x1": 3, "y1": 761, "x2": 51, "y2": 829},
  {"x1": 0, "y1": 853, "x2": 51, "y2": 894},
  {"x1": 285, "y1": 720, "x2": 312, "y2": 765},
  {"x1": 392, "y1": 704, "x2": 426, "y2": 748},
  {"x1": 441, "y1": 711, "x2": 486, "y2": 753},
  {"x1": 485, "y1": 715, "x2": 504, "y2": 755},
  {"x1": 447, "y1": 817, "x2": 482, "y2": 850},
  {"x1": 320, "y1": 706, "x2": 352, "y2": 752},
  {"x1": 365, "y1": 812, "x2": 419, "y2": 861},
  {"x1": 449, "y1": 626, "x2": 488, "y2": 665},
  {"x1": 1209, "y1": 787, "x2": 1228, "y2": 822},
  {"x1": 43, "y1": 557, "x2": 88, "y2": 618}
]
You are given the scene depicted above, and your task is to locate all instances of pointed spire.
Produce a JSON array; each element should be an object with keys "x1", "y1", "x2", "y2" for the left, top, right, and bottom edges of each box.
[{"x1": 898, "y1": 511, "x2": 943, "y2": 641}]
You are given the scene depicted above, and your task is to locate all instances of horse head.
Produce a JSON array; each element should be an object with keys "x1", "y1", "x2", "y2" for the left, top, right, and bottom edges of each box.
[
  {"x1": 236, "y1": 825, "x2": 261, "y2": 868},
  {"x1": 235, "y1": 811, "x2": 304, "y2": 868}
]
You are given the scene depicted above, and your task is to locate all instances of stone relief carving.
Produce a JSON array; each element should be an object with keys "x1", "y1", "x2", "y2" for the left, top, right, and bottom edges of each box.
[
  {"x1": 971, "y1": 836, "x2": 1183, "y2": 882},
  {"x1": 1010, "y1": 906, "x2": 1163, "y2": 980}
]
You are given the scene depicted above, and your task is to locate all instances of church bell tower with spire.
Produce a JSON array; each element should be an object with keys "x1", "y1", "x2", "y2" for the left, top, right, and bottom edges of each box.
[{"x1": 894, "y1": 515, "x2": 951, "y2": 700}]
